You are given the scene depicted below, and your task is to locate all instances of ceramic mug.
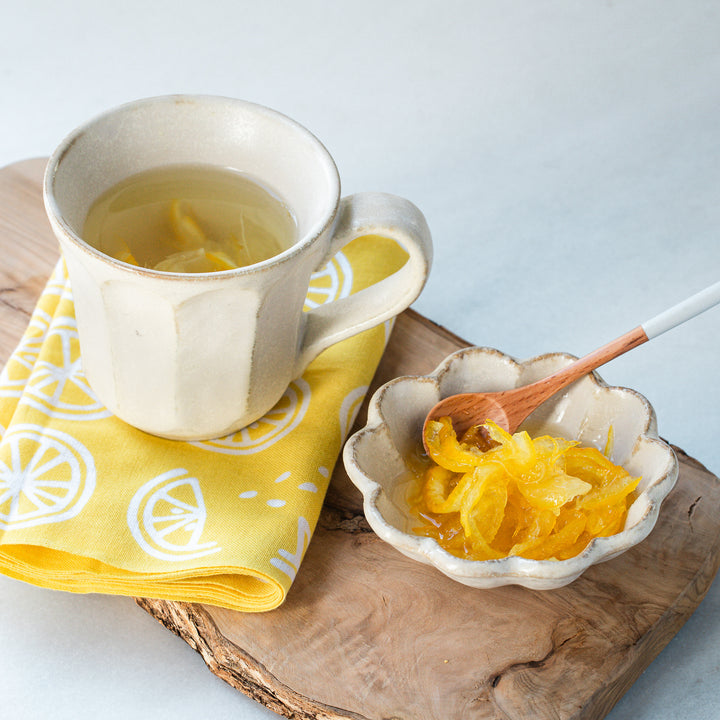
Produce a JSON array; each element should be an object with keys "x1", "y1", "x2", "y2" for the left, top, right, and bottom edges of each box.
[{"x1": 43, "y1": 95, "x2": 432, "y2": 440}]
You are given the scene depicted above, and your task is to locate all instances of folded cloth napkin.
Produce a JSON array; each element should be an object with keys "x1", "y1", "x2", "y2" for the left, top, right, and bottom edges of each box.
[{"x1": 0, "y1": 235, "x2": 407, "y2": 612}]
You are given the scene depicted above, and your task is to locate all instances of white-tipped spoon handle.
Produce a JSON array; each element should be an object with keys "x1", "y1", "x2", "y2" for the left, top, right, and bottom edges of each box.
[{"x1": 641, "y1": 280, "x2": 720, "y2": 340}]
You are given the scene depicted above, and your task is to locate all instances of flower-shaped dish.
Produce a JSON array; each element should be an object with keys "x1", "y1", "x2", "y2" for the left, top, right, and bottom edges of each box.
[{"x1": 342, "y1": 347, "x2": 679, "y2": 590}]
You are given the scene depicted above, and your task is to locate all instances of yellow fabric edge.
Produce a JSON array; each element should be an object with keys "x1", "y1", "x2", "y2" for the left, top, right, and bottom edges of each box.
[{"x1": 0, "y1": 546, "x2": 284, "y2": 612}]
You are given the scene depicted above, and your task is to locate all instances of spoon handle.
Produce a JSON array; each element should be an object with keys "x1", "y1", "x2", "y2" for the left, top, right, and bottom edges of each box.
[
  {"x1": 527, "y1": 279, "x2": 720, "y2": 411},
  {"x1": 517, "y1": 326, "x2": 649, "y2": 414},
  {"x1": 425, "y1": 280, "x2": 720, "y2": 439},
  {"x1": 642, "y1": 280, "x2": 720, "y2": 339}
]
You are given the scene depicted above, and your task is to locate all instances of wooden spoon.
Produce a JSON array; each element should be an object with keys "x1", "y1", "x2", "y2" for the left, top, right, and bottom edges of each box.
[{"x1": 423, "y1": 280, "x2": 720, "y2": 444}]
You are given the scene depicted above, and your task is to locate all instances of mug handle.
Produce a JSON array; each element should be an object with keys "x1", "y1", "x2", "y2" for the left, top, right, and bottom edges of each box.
[{"x1": 294, "y1": 192, "x2": 433, "y2": 376}]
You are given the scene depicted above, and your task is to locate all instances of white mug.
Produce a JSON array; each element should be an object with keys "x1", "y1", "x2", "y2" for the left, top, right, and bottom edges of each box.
[{"x1": 43, "y1": 95, "x2": 432, "y2": 440}]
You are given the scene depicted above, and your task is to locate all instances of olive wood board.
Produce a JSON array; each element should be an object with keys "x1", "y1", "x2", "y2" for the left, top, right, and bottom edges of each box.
[{"x1": 3, "y1": 158, "x2": 720, "y2": 720}]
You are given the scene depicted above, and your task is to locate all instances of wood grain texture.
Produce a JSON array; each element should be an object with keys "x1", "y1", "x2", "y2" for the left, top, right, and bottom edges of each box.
[{"x1": 3, "y1": 158, "x2": 720, "y2": 720}]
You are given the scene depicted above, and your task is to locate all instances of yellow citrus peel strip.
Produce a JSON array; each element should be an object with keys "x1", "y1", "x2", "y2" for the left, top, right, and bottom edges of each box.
[
  {"x1": 410, "y1": 418, "x2": 641, "y2": 561},
  {"x1": 152, "y1": 200, "x2": 246, "y2": 272},
  {"x1": 106, "y1": 199, "x2": 259, "y2": 272}
]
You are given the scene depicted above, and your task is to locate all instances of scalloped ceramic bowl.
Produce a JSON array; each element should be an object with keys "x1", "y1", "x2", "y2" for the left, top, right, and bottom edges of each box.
[{"x1": 342, "y1": 347, "x2": 679, "y2": 590}]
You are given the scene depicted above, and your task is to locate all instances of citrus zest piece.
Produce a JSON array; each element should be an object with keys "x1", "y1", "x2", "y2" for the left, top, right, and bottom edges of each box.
[
  {"x1": 423, "y1": 417, "x2": 484, "y2": 473},
  {"x1": 153, "y1": 248, "x2": 209, "y2": 273},
  {"x1": 169, "y1": 199, "x2": 207, "y2": 248},
  {"x1": 520, "y1": 511, "x2": 587, "y2": 561},
  {"x1": 229, "y1": 232, "x2": 253, "y2": 266},
  {"x1": 603, "y1": 425, "x2": 615, "y2": 458},
  {"x1": 103, "y1": 238, "x2": 139, "y2": 266},
  {"x1": 205, "y1": 250, "x2": 238, "y2": 271},
  {"x1": 229, "y1": 213, "x2": 254, "y2": 267},
  {"x1": 460, "y1": 468, "x2": 507, "y2": 545},
  {"x1": 422, "y1": 465, "x2": 457, "y2": 513},
  {"x1": 410, "y1": 418, "x2": 640, "y2": 562},
  {"x1": 115, "y1": 239, "x2": 139, "y2": 266}
]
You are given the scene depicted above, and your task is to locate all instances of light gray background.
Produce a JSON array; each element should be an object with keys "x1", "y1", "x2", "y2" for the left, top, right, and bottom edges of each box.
[{"x1": 2, "y1": 1, "x2": 719, "y2": 718}]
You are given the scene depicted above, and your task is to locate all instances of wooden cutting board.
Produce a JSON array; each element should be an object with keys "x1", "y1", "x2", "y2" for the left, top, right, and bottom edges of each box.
[{"x1": 3, "y1": 157, "x2": 720, "y2": 720}]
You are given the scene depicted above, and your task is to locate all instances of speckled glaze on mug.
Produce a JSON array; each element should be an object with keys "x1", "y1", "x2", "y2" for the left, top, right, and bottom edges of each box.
[{"x1": 44, "y1": 95, "x2": 432, "y2": 440}]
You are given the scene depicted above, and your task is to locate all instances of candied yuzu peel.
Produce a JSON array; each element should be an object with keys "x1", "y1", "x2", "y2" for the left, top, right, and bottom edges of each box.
[
  {"x1": 112, "y1": 199, "x2": 251, "y2": 272},
  {"x1": 409, "y1": 418, "x2": 641, "y2": 561}
]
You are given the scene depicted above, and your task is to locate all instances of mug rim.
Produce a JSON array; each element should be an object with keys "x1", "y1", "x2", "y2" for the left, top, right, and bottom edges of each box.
[{"x1": 43, "y1": 94, "x2": 341, "y2": 281}]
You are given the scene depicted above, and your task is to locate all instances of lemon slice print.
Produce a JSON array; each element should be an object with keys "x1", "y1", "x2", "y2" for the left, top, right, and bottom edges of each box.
[
  {"x1": 127, "y1": 468, "x2": 220, "y2": 561},
  {"x1": 194, "y1": 378, "x2": 311, "y2": 455},
  {"x1": 304, "y1": 251, "x2": 353, "y2": 310},
  {"x1": 45, "y1": 261, "x2": 73, "y2": 300},
  {"x1": 339, "y1": 385, "x2": 369, "y2": 441},
  {"x1": 0, "y1": 424, "x2": 96, "y2": 530},
  {"x1": 0, "y1": 309, "x2": 53, "y2": 399},
  {"x1": 270, "y1": 516, "x2": 312, "y2": 582},
  {"x1": 23, "y1": 315, "x2": 111, "y2": 421}
]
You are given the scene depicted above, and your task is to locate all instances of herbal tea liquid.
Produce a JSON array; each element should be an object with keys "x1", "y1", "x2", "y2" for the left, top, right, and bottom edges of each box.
[{"x1": 83, "y1": 165, "x2": 297, "y2": 272}]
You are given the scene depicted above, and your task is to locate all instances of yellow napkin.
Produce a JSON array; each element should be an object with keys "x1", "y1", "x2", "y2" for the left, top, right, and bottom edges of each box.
[{"x1": 0, "y1": 236, "x2": 407, "y2": 612}]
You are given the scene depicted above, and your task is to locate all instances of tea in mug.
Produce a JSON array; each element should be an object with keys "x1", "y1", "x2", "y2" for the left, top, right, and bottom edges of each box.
[{"x1": 83, "y1": 165, "x2": 297, "y2": 272}]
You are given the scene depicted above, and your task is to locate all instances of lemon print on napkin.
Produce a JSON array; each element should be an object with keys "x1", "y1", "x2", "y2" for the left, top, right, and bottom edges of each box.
[{"x1": 0, "y1": 235, "x2": 407, "y2": 612}]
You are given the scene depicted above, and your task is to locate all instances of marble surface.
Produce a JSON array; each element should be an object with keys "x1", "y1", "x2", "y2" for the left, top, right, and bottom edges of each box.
[{"x1": 2, "y1": 1, "x2": 719, "y2": 718}]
